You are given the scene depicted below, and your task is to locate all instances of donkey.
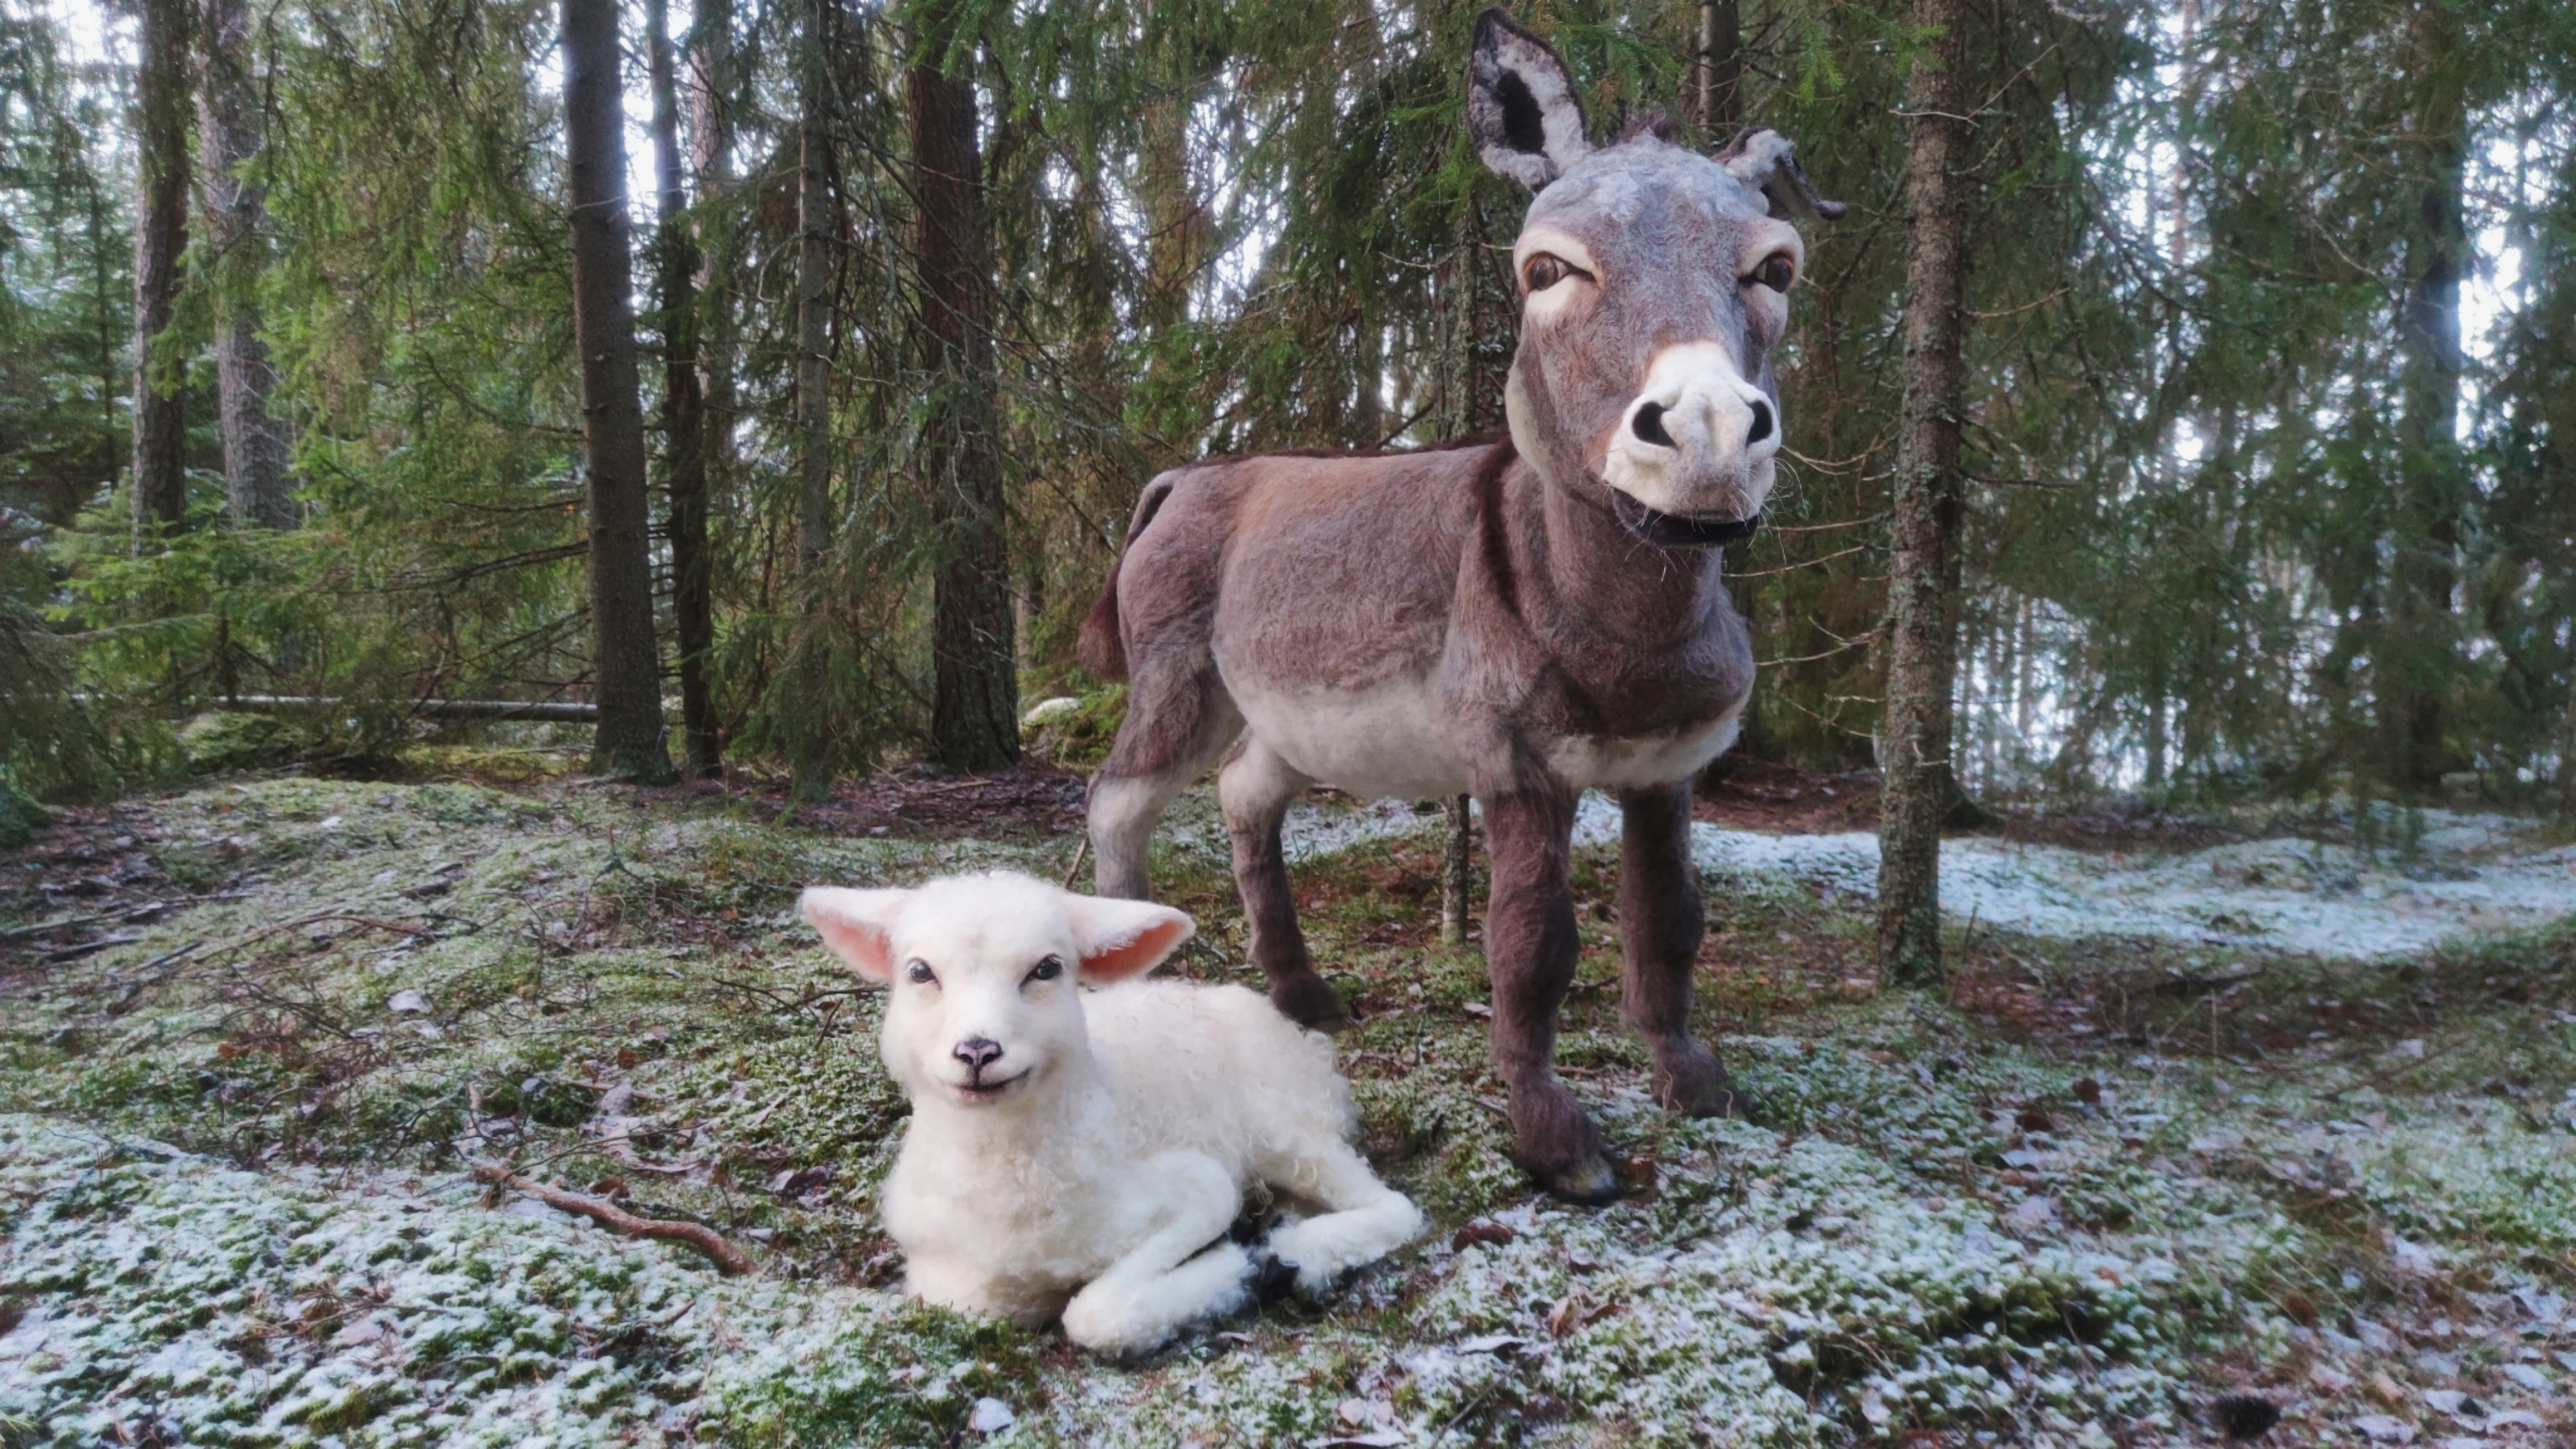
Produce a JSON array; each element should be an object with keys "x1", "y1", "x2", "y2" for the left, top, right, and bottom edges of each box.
[{"x1": 1075, "y1": 9, "x2": 1841, "y2": 1202}]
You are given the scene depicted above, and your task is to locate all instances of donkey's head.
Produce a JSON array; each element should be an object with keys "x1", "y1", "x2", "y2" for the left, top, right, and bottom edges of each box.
[{"x1": 1468, "y1": 9, "x2": 1840, "y2": 547}]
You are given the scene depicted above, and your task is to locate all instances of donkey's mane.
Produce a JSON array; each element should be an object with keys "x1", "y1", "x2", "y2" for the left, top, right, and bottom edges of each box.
[{"x1": 1614, "y1": 108, "x2": 1682, "y2": 145}]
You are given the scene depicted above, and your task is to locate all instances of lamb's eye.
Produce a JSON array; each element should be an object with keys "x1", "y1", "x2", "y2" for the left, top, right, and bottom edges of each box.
[
  {"x1": 1746, "y1": 253, "x2": 1796, "y2": 292},
  {"x1": 1026, "y1": 955, "x2": 1064, "y2": 984},
  {"x1": 905, "y1": 960, "x2": 937, "y2": 986},
  {"x1": 1523, "y1": 252, "x2": 1588, "y2": 292}
]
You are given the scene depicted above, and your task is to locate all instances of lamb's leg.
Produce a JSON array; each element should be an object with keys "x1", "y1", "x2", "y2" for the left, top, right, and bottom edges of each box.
[
  {"x1": 1261, "y1": 1142, "x2": 1424, "y2": 1292},
  {"x1": 1090, "y1": 664, "x2": 1242, "y2": 900},
  {"x1": 1616, "y1": 782, "x2": 1735, "y2": 1116},
  {"x1": 1058, "y1": 1150, "x2": 1252, "y2": 1357},
  {"x1": 1219, "y1": 736, "x2": 1343, "y2": 1027},
  {"x1": 1479, "y1": 785, "x2": 1617, "y2": 1203}
]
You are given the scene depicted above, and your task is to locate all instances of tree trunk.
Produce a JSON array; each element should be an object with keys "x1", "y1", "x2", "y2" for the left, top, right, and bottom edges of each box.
[
  {"x1": 1697, "y1": 0, "x2": 1741, "y2": 136},
  {"x1": 787, "y1": 0, "x2": 836, "y2": 800},
  {"x1": 195, "y1": 0, "x2": 291, "y2": 530},
  {"x1": 562, "y1": 0, "x2": 676, "y2": 784},
  {"x1": 687, "y1": 0, "x2": 736, "y2": 481},
  {"x1": 1876, "y1": 0, "x2": 1972, "y2": 987},
  {"x1": 130, "y1": 0, "x2": 191, "y2": 537},
  {"x1": 911, "y1": 6, "x2": 1018, "y2": 772},
  {"x1": 648, "y1": 0, "x2": 717, "y2": 778},
  {"x1": 2389, "y1": 0, "x2": 2467, "y2": 799}
]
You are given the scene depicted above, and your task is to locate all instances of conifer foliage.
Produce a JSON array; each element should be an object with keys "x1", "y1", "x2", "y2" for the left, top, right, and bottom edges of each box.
[{"x1": 0, "y1": 0, "x2": 2568, "y2": 841}]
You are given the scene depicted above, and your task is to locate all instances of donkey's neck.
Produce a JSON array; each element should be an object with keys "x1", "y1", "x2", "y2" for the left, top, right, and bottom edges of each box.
[{"x1": 1517, "y1": 456, "x2": 1731, "y2": 644}]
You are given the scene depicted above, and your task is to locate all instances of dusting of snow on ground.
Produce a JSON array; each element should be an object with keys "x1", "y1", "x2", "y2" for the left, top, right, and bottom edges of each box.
[{"x1": 1285, "y1": 794, "x2": 2575, "y2": 960}]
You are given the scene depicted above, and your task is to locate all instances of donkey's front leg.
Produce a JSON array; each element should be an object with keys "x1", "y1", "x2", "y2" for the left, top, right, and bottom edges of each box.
[
  {"x1": 1616, "y1": 783, "x2": 1736, "y2": 1117},
  {"x1": 1218, "y1": 738, "x2": 1344, "y2": 1027},
  {"x1": 1480, "y1": 786, "x2": 1617, "y2": 1202}
]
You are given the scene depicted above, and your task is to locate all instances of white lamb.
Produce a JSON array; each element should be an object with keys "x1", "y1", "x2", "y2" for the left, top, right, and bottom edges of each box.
[{"x1": 800, "y1": 871, "x2": 1423, "y2": 1356}]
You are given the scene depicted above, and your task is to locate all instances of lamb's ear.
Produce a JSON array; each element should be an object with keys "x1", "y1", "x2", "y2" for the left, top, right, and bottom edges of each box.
[
  {"x1": 1468, "y1": 8, "x2": 1591, "y2": 190},
  {"x1": 799, "y1": 886, "x2": 910, "y2": 981},
  {"x1": 1716, "y1": 128, "x2": 1848, "y2": 221},
  {"x1": 1059, "y1": 895, "x2": 1194, "y2": 984}
]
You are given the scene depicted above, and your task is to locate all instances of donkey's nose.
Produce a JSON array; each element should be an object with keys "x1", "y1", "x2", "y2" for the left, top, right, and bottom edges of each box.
[
  {"x1": 1631, "y1": 401, "x2": 1677, "y2": 450},
  {"x1": 953, "y1": 1037, "x2": 1004, "y2": 1076},
  {"x1": 1745, "y1": 398, "x2": 1772, "y2": 447}
]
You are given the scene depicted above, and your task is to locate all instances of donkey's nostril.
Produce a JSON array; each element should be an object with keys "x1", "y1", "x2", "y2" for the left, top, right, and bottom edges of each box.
[
  {"x1": 953, "y1": 1037, "x2": 1003, "y2": 1076},
  {"x1": 1631, "y1": 402, "x2": 1676, "y2": 449},
  {"x1": 1745, "y1": 399, "x2": 1773, "y2": 446}
]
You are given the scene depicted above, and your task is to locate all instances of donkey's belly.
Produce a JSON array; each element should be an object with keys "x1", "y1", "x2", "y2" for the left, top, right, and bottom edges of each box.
[
  {"x1": 1546, "y1": 700, "x2": 1744, "y2": 791},
  {"x1": 1228, "y1": 673, "x2": 1470, "y2": 801}
]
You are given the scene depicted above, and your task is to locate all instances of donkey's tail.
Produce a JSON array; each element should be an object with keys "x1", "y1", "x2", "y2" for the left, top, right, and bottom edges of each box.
[{"x1": 1077, "y1": 473, "x2": 1181, "y2": 682}]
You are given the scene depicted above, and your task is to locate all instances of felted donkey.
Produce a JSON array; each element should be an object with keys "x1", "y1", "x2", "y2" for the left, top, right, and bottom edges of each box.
[{"x1": 1077, "y1": 9, "x2": 1841, "y2": 1201}]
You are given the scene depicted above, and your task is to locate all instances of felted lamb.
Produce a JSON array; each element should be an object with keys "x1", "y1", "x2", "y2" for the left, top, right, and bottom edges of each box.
[{"x1": 800, "y1": 871, "x2": 1422, "y2": 1356}]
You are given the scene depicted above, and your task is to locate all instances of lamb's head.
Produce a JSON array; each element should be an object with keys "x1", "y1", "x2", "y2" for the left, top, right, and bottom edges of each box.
[{"x1": 799, "y1": 872, "x2": 1193, "y2": 1110}]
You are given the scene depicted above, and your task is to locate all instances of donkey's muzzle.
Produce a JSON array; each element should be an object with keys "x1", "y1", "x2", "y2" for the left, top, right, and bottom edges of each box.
[
  {"x1": 1613, "y1": 492, "x2": 1763, "y2": 548},
  {"x1": 1600, "y1": 342, "x2": 1782, "y2": 522}
]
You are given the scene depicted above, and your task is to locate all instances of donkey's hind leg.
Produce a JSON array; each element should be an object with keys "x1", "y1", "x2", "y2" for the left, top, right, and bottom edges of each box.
[
  {"x1": 1615, "y1": 783, "x2": 1735, "y2": 1117},
  {"x1": 1218, "y1": 737, "x2": 1341, "y2": 1027},
  {"x1": 1090, "y1": 661, "x2": 1242, "y2": 901}
]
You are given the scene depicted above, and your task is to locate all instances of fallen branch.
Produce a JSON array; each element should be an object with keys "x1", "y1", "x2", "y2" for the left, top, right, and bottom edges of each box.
[{"x1": 469, "y1": 1160, "x2": 755, "y2": 1275}]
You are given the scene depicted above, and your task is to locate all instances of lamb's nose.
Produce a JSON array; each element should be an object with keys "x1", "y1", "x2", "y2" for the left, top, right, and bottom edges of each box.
[{"x1": 953, "y1": 1038, "x2": 1003, "y2": 1077}]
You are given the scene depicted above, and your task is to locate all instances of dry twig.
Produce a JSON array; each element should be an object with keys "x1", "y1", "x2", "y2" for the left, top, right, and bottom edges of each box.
[{"x1": 469, "y1": 1160, "x2": 755, "y2": 1275}]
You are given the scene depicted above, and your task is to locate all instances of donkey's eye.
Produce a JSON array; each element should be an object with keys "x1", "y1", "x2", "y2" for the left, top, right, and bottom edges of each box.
[
  {"x1": 1747, "y1": 253, "x2": 1796, "y2": 293},
  {"x1": 905, "y1": 960, "x2": 938, "y2": 986},
  {"x1": 1523, "y1": 252, "x2": 1588, "y2": 292},
  {"x1": 1026, "y1": 955, "x2": 1065, "y2": 984}
]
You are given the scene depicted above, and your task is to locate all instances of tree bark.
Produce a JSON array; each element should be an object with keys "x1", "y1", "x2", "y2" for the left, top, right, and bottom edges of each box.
[
  {"x1": 129, "y1": 0, "x2": 191, "y2": 537},
  {"x1": 687, "y1": 0, "x2": 736, "y2": 481},
  {"x1": 195, "y1": 0, "x2": 291, "y2": 530},
  {"x1": 787, "y1": 0, "x2": 836, "y2": 801},
  {"x1": 911, "y1": 6, "x2": 1018, "y2": 772},
  {"x1": 2388, "y1": 0, "x2": 2467, "y2": 798},
  {"x1": 648, "y1": 0, "x2": 717, "y2": 778},
  {"x1": 1698, "y1": 0, "x2": 1741, "y2": 136},
  {"x1": 562, "y1": 0, "x2": 676, "y2": 784},
  {"x1": 1876, "y1": 0, "x2": 1972, "y2": 987}
]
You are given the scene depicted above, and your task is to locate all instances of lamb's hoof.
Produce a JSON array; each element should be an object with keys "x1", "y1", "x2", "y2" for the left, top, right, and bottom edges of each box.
[
  {"x1": 1250, "y1": 1252, "x2": 1300, "y2": 1305},
  {"x1": 1268, "y1": 972, "x2": 1349, "y2": 1032}
]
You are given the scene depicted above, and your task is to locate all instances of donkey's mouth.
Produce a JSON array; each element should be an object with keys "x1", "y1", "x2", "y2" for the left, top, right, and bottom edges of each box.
[{"x1": 1612, "y1": 492, "x2": 1763, "y2": 548}]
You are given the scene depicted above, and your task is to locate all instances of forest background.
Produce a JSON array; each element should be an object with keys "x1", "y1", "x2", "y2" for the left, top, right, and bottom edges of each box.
[{"x1": 3, "y1": 0, "x2": 2574, "y2": 876}]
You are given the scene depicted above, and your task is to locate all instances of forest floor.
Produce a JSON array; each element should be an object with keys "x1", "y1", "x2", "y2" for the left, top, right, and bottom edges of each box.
[{"x1": 3, "y1": 742, "x2": 2575, "y2": 1447}]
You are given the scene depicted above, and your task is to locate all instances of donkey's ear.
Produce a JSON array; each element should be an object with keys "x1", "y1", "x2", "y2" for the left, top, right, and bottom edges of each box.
[
  {"x1": 1468, "y1": 8, "x2": 1591, "y2": 190},
  {"x1": 800, "y1": 886, "x2": 911, "y2": 981},
  {"x1": 1716, "y1": 128, "x2": 1848, "y2": 221},
  {"x1": 1059, "y1": 894, "x2": 1194, "y2": 985}
]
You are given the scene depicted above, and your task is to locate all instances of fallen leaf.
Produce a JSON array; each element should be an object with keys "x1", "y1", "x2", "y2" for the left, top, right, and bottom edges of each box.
[
  {"x1": 2213, "y1": 1393, "x2": 2280, "y2": 1440},
  {"x1": 1859, "y1": 1385, "x2": 1892, "y2": 1427},
  {"x1": 616, "y1": 1047, "x2": 639, "y2": 1069},
  {"x1": 388, "y1": 990, "x2": 427, "y2": 1014},
  {"x1": 2355, "y1": 1415, "x2": 2417, "y2": 1443},
  {"x1": 2494, "y1": 1364, "x2": 2550, "y2": 1394},
  {"x1": 2312, "y1": 1364, "x2": 2352, "y2": 1393},
  {"x1": 2282, "y1": 1290, "x2": 2319, "y2": 1326},
  {"x1": 586, "y1": 1175, "x2": 626, "y2": 1199},
  {"x1": 1462, "y1": 1001, "x2": 1492, "y2": 1018},
  {"x1": 1451, "y1": 1333, "x2": 1531, "y2": 1356},
  {"x1": 2016, "y1": 1108, "x2": 2056, "y2": 1133},
  {"x1": 1451, "y1": 1220, "x2": 1514, "y2": 1252},
  {"x1": 2072, "y1": 1076, "x2": 2104, "y2": 1105},
  {"x1": 2372, "y1": 1371, "x2": 2408, "y2": 1404}
]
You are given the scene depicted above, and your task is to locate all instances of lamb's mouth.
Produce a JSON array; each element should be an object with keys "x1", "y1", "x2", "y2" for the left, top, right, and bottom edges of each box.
[
  {"x1": 1611, "y1": 491, "x2": 1762, "y2": 548},
  {"x1": 953, "y1": 1071, "x2": 1029, "y2": 1102}
]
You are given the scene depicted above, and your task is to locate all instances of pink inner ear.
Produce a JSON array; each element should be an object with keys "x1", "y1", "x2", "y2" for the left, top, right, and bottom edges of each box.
[
  {"x1": 800, "y1": 888, "x2": 904, "y2": 981},
  {"x1": 1078, "y1": 914, "x2": 1191, "y2": 983}
]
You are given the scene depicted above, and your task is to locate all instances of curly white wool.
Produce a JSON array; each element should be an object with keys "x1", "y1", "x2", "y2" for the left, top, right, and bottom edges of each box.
[{"x1": 800, "y1": 871, "x2": 1422, "y2": 1356}]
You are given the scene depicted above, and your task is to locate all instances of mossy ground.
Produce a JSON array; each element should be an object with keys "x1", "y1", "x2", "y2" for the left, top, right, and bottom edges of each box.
[{"x1": 2, "y1": 762, "x2": 2572, "y2": 1446}]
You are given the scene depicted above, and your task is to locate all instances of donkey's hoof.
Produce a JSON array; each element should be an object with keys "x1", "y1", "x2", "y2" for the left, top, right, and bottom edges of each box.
[
  {"x1": 1532, "y1": 1151, "x2": 1623, "y2": 1205},
  {"x1": 1268, "y1": 973, "x2": 1349, "y2": 1031},
  {"x1": 1652, "y1": 1044, "x2": 1737, "y2": 1118}
]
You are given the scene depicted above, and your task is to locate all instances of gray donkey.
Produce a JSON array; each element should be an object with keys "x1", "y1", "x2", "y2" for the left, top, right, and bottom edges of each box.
[{"x1": 1077, "y1": 9, "x2": 1841, "y2": 1201}]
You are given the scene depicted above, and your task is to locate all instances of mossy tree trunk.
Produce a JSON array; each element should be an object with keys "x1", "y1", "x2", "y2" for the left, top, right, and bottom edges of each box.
[
  {"x1": 1876, "y1": 0, "x2": 1973, "y2": 988},
  {"x1": 130, "y1": 0, "x2": 191, "y2": 537},
  {"x1": 562, "y1": 0, "x2": 676, "y2": 784}
]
